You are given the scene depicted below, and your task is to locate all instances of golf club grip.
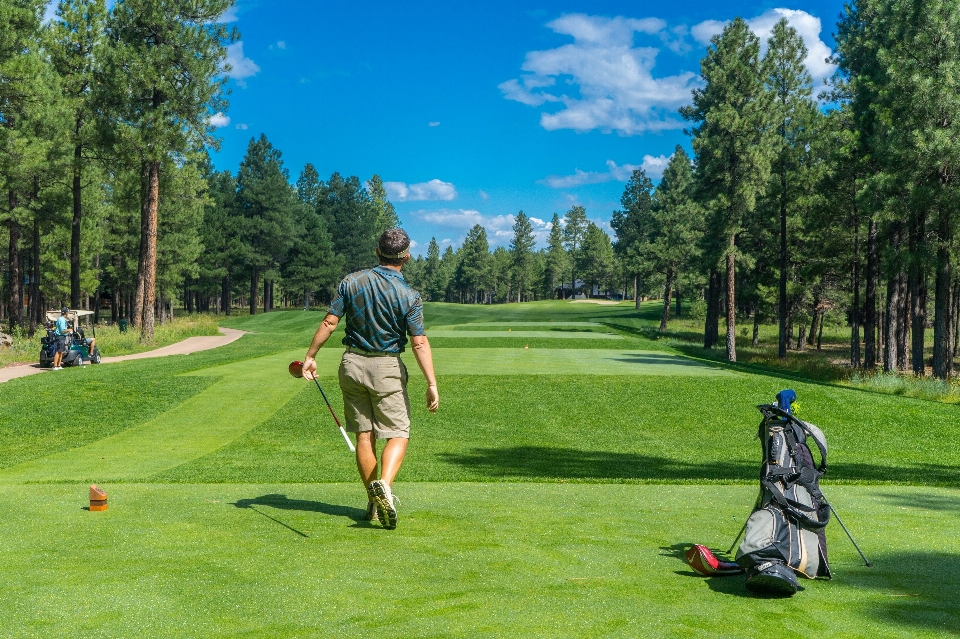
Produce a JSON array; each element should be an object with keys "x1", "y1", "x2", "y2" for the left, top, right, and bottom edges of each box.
[{"x1": 339, "y1": 426, "x2": 356, "y2": 452}]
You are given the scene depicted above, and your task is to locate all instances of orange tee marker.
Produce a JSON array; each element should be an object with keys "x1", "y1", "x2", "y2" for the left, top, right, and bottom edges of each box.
[{"x1": 89, "y1": 484, "x2": 108, "y2": 511}]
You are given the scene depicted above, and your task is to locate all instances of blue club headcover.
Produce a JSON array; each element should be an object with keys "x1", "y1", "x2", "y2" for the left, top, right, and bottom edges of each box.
[{"x1": 776, "y1": 389, "x2": 797, "y2": 414}]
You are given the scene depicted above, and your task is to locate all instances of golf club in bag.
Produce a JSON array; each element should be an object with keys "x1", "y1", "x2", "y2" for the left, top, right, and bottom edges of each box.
[{"x1": 289, "y1": 360, "x2": 356, "y2": 452}]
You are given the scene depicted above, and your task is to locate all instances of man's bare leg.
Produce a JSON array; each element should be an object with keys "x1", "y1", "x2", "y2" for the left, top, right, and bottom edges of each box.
[
  {"x1": 355, "y1": 431, "x2": 378, "y2": 499},
  {"x1": 379, "y1": 437, "x2": 408, "y2": 486}
]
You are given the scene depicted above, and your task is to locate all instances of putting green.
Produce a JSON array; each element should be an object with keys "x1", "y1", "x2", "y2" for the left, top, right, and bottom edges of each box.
[
  {"x1": 0, "y1": 352, "x2": 304, "y2": 483},
  {"x1": 304, "y1": 347, "x2": 728, "y2": 376}
]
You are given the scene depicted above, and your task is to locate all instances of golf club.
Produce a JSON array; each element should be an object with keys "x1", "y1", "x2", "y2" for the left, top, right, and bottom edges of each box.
[
  {"x1": 828, "y1": 503, "x2": 872, "y2": 567},
  {"x1": 289, "y1": 360, "x2": 356, "y2": 452}
]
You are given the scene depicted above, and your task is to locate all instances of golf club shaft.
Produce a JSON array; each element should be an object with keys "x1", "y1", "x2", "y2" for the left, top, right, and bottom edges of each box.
[
  {"x1": 727, "y1": 518, "x2": 749, "y2": 555},
  {"x1": 829, "y1": 504, "x2": 872, "y2": 567},
  {"x1": 728, "y1": 488, "x2": 764, "y2": 554},
  {"x1": 311, "y1": 376, "x2": 356, "y2": 452}
]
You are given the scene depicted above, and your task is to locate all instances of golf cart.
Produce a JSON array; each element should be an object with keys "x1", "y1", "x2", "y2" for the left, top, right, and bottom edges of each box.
[{"x1": 40, "y1": 309, "x2": 102, "y2": 368}]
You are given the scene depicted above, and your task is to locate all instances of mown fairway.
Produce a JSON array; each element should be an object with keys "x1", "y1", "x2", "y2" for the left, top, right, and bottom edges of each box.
[{"x1": 1, "y1": 301, "x2": 958, "y2": 638}]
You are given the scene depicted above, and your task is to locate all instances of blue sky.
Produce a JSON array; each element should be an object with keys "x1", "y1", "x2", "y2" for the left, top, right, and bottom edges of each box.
[{"x1": 207, "y1": 0, "x2": 845, "y2": 255}]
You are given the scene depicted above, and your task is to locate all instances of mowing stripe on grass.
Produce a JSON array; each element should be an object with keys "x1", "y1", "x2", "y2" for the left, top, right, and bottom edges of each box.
[
  {"x1": 300, "y1": 347, "x2": 729, "y2": 376},
  {"x1": 0, "y1": 352, "x2": 304, "y2": 483},
  {"x1": 425, "y1": 330, "x2": 622, "y2": 339},
  {"x1": 429, "y1": 321, "x2": 603, "y2": 328}
]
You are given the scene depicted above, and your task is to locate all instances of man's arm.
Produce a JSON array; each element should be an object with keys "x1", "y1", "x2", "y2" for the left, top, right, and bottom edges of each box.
[
  {"x1": 302, "y1": 313, "x2": 340, "y2": 380},
  {"x1": 410, "y1": 334, "x2": 439, "y2": 413}
]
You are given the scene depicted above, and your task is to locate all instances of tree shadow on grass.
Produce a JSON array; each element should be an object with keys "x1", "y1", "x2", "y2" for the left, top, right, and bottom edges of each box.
[
  {"x1": 438, "y1": 446, "x2": 754, "y2": 481},
  {"x1": 438, "y1": 446, "x2": 960, "y2": 484},
  {"x1": 874, "y1": 491, "x2": 960, "y2": 513},
  {"x1": 845, "y1": 551, "x2": 960, "y2": 633},
  {"x1": 233, "y1": 493, "x2": 368, "y2": 532}
]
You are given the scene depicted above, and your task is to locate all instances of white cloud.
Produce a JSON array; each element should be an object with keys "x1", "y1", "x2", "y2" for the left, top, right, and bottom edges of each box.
[
  {"x1": 277, "y1": 40, "x2": 286, "y2": 50},
  {"x1": 208, "y1": 112, "x2": 230, "y2": 128},
  {"x1": 690, "y1": 20, "x2": 726, "y2": 45},
  {"x1": 219, "y1": 5, "x2": 239, "y2": 23},
  {"x1": 235, "y1": 123, "x2": 248, "y2": 130},
  {"x1": 428, "y1": 121, "x2": 440, "y2": 127},
  {"x1": 225, "y1": 42, "x2": 260, "y2": 87},
  {"x1": 691, "y1": 9, "x2": 835, "y2": 84},
  {"x1": 384, "y1": 179, "x2": 457, "y2": 202},
  {"x1": 478, "y1": 190, "x2": 489, "y2": 201},
  {"x1": 499, "y1": 13, "x2": 699, "y2": 134},
  {"x1": 43, "y1": 1, "x2": 57, "y2": 22},
  {"x1": 542, "y1": 154, "x2": 672, "y2": 188}
]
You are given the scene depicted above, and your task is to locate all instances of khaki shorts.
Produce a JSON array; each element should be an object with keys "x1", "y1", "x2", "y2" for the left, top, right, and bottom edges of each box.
[{"x1": 338, "y1": 351, "x2": 411, "y2": 440}]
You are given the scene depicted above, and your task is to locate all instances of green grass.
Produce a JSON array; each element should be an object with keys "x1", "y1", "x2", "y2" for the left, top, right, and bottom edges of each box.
[
  {"x1": 2, "y1": 301, "x2": 960, "y2": 637},
  {"x1": 1, "y1": 483, "x2": 957, "y2": 638}
]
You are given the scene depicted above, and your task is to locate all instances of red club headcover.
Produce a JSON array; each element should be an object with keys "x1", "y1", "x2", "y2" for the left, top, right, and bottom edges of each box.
[
  {"x1": 685, "y1": 544, "x2": 744, "y2": 576},
  {"x1": 289, "y1": 360, "x2": 304, "y2": 378}
]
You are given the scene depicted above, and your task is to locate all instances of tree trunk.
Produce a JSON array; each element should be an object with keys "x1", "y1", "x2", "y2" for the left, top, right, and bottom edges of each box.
[
  {"x1": 634, "y1": 274, "x2": 641, "y2": 309},
  {"x1": 137, "y1": 160, "x2": 160, "y2": 339},
  {"x1": 705, "y1": 267, "x2": 720, "y2": 349},
  {"x1": 725, "y1": 239, "x2": 737, "y2": 362},
  {"x1": 29, "y1": 215, "x2": 40, "y2": 335},
  {"x1": 752, "y1": 309, "x2": 760, "y2": 347},
  {"x1": 676, "y1": 289, "x2": 681, "y2": 318},
  {"x1": 884, "y1": 273, "x2": 900, "y2": 372},
  {"x1": 933, "y1": 206, "x2": 952, "y2": 379},
  {"x1": 659, "y1": 268, "x2": 673, "y2": 332},
  {"x1": 250, "y1": 268, "x2": 259, "y2": 315},
  {"x1": 864, "y1": 217, "x2": 878, "y2": 369},
  {"x1": 70, "y1": 141, "x2": 83, "y2": 309},
  {"x1": 786, "y1": 313, "x2": 794, "y2": 350},
  {"x1": 778, "y1": 167, "x2": 788, "y2": 359},
  {"x1": 897, "y1": 272, "x2": 909, "y2": 371},
  {"x1": 851, "y1": 206, "x2": 861, "y2": 368},
  {"x1": 910, "y1": 268, "x2": 927, "y2": 376},
  {"x1": 223, "y1": 272, "x2": 232, "y2": 316},
  {"x1": 8, "y1": 193, "x2": 23, "y2": 333},
  {"x1": 798, "y1": 319, "x2": 808, "y2": 351}
]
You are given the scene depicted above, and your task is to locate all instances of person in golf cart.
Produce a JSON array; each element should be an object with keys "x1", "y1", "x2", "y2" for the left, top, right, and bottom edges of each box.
[{"x1": 301, "y1": 228, "x2": 439, "y2": 530}]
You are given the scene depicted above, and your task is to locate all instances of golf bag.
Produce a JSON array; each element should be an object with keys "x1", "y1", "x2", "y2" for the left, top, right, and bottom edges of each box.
[{"x1": 736, "y1": 390, "x2": 832, "y2": 595}]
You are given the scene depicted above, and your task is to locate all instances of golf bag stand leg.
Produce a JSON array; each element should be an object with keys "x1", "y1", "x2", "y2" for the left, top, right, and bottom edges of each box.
[{"x1": 728, "y1": 488, "x2": 763, "y2": 554}]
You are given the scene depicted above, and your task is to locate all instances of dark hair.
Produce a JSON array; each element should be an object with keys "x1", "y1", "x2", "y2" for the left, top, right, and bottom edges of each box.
[{"x1": 378, "y1": 228, "x2": 411, "y2": 266}]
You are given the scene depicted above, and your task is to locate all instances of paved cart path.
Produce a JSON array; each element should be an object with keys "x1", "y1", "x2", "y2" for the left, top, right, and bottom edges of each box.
[{"x1": 0, "y1": 327, "x2": 246, "y2": 384}]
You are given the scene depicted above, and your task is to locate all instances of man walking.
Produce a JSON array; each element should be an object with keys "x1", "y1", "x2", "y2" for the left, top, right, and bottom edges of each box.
[{"x1": 302, "y1": 228, "x2": 438, "y2": 530}]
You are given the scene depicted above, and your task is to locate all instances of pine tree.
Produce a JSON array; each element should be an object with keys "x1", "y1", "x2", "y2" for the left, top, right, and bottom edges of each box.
[
  {"x1": 764, "y1": 18, "x2": 818, "y2": 359},
  {"x1": 510, "y1": 210, "x2": 535, "y2": 302},
  {"x1": 543, "y1": 213, "x2": 568, "y2": 299},
  {"x1": 235, "y1": 135, "x2": 297, "y2": 315},
  {"x1": 367, "y1": 174, "x2": 400, "y2": 236},
  {"x1": 580, "y1": 222, "x2": 614, "y2": 297},
  {"x1": 49, "y1": 0, "x2": 108, "y2": 309},
  {"x1": 98, "y1": 0, "x2": 236, "y2": 337},
  {"x1": 562, "y1": 205, "x2": 588, "y2": 297},
  {"x1": 651, "y1": 147, "x2": 702, "y2": 331},
  {"x1": 611, "y1": 169, "x2": 655, "y2": 308},
  {"x1": 454, "y1": 225, "x2": 490, "y2": 303},
  {"x1": 681, "y1": 17, "x2": 775, "y2": 362}
]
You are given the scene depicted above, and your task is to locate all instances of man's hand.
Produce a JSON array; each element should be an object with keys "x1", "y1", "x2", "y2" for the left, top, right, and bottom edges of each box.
[
  {"x1": 302, "y1": 356, "x2": 318, "y2": 380},
  {"x1": 426, "y1": 385, "x2": 439, "y2": 413}
]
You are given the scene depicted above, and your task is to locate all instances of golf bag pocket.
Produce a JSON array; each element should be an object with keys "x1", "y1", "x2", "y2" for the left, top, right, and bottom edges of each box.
[{"x1": 737, "y1": 506, "x2": 824, "y2": 579}]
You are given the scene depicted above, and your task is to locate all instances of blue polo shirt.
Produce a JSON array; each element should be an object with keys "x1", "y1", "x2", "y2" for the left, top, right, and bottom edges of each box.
[
  {"x1": 328, "y1": 266, "x2": 426, "y2": 353},
  {"x1": 55, "y1": 316, "x2": 69, "y2": 336}
]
